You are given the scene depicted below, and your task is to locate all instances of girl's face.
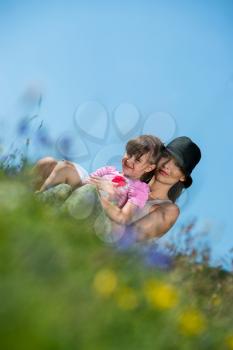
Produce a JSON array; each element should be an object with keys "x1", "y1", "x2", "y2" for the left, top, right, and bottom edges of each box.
[
  {"x1": 122, "y1": 152, "x2": 156, "y2": 179},
  {"x1": 155, "y1": 155, "x2": 186, "y2": 186}
]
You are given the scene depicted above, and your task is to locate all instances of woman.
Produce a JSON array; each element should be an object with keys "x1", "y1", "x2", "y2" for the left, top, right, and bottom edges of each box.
[
  {"x1": 33, "y1": 136, "x2": 201, "y2": 241},
  {"x1": 89, "y1": 136, "x2": 201, "y2": 241}
]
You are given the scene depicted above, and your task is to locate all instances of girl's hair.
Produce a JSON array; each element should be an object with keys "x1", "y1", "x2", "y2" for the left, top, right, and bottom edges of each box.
[{"x1": 126, "y1": 135, "x2": 165, "y2": 183}]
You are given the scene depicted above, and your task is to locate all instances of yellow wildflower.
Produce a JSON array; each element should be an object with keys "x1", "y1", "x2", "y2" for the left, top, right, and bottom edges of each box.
[
  {"x1": 115, "y1": 287, "x2": 139, "y2": 311},
  {"x1": 225, "y1": 334, "x2": 233, "y2": 350},
  {"x1": 93, "y1": 268, "x2": 118, "y2": 297},
  {"x1": 178, "y1": 308, "x2": 206, "y2": 336},
  {"x1": 143, "y1": 279, "x2": 178, "y2": 310},
  {"x1": 211, "y1": 293, "x2": 221, "y2": 306}
]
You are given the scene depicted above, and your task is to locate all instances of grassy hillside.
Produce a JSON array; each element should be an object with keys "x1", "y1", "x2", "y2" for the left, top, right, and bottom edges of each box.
[{"x1": 0, "y1": 172, "x2": 232, "y2": 350}]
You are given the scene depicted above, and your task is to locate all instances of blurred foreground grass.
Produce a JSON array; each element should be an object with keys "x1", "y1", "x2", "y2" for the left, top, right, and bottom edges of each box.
[{"x1": 0, "y1": 171, "x2": 232, "y2": 350}]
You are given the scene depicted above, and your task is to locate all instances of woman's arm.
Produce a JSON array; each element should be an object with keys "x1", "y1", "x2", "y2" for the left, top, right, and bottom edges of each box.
[
  {"x1": 89, "y1": 177, "x2": 148, "y2": 225},
  {"x1": 100, "y1": 198, "x2": 179, "y2": 238},
  {"x1": 100, "y1": 196, "x2": 138, "y2": 225},
  {"x1": 132, "y1": 204, "x2": 180, "y2": 241}
]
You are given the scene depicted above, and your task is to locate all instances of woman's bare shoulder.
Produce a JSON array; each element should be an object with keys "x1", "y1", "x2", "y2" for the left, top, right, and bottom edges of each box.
[
  {"x1": 164, "y1": 203, "x2": 180, "y2": 215},
  {"x1": 150, "y1": 202, "x2": 180, "y2": 221},
  {"x1": 133, "y1": 202, "x2": 180, "y2": 241}
]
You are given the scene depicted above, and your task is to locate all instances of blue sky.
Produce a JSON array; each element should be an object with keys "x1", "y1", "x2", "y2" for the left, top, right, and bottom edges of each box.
[{"x1": 0, "y1": 0, "x2": 233, "y2": 265}]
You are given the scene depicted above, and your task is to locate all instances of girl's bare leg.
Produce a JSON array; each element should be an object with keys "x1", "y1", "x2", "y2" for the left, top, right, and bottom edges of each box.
[
  {"x1": 39, "y1": 160, "x2": 82, "y2": 192},
  {"x1": 32, "y1": 157, "x2": 58, "y2": 191}
]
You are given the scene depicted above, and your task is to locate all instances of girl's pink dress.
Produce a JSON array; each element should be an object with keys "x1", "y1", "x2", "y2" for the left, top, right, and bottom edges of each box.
[{"x1": 84, "y1": 166, "x2": 149, "y2": 209}]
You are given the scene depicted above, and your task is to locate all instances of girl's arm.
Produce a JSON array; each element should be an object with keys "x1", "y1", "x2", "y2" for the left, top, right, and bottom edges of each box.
[{"x1": 84, "y1": 166, "x2": 116, "y2": 183}]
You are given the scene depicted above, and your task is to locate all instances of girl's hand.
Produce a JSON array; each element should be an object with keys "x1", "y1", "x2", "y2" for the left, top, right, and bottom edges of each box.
[{"x1": 87, "y1": 176, "x2": 117, "y2": 200}]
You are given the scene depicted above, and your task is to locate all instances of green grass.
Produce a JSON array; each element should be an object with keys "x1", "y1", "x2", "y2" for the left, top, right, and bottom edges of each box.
[{"x1": 0, "y1": 172, "x2": 232, "y2": 350}]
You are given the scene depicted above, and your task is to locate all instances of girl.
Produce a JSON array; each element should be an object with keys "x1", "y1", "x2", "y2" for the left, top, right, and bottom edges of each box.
[{"x1": 33, "y1": 135, "x2": 164, "y2": 225}]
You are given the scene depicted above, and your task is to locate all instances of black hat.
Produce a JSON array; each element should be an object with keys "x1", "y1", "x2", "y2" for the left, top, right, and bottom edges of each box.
[{"x1": 165, "y1": 136, "x2": 201, "y2": 188}]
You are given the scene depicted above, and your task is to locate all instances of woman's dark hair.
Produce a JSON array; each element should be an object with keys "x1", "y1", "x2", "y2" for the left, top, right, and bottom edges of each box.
[
  {"x1": 126, "y1": 135, "x2": 165, "y2": 183},
  {"x1": 161, "y1": 148, "x2": 185, "y2": 203},
  {"x1": 168, "y1": 181, "x2": 185, "y2": 203}
]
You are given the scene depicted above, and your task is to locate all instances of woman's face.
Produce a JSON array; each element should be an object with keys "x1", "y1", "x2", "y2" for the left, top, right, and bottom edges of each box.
[{"x1": 155, "y1": 155, "x2": 186, "y2": 186}]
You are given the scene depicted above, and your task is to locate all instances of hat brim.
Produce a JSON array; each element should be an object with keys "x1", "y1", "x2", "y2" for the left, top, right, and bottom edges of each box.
[{"x1": 166, "y1": 149, "x2": 192, "y2": 189}]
